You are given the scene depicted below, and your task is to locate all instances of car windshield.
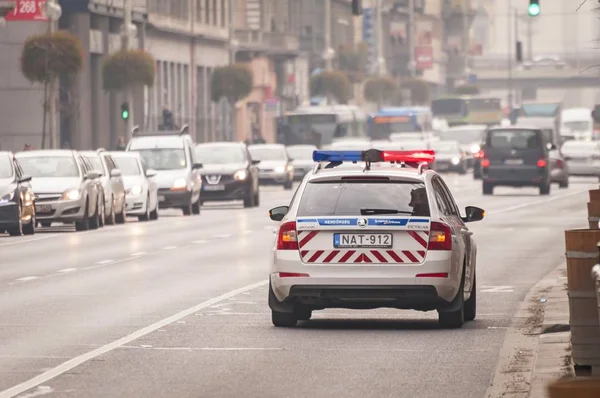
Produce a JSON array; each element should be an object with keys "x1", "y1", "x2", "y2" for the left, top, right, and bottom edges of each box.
[
  {"x1": 487, "y1": 130, "x2": 541, "y2": 150},
  {"x1": 438, "y1": 129, "x2": 483, "y2": 144},
  {"x1": 85, "y1": 156, "x2": 105, "y2": 174},
  {"x1": 114, "y1": 157, "x2": 142, "y2": 175},
  {"x1": 18, "y1": 156, "x2": 80, "y2": 178},
  {"x1": 0, "y1": 155, "x2": 13, "y2": 178},
  {"x1": 133, "y1": 149, "x2": 186, "y2": 170},
  {"x1": 195, "y1": 145, "x2": 246, "y2": 164},
  {"x1": 564, "y1": 121, "x2": 591, "y2": 131},
  {"x1": 248, "y1": 146, "x2": 286, "y2": 161},
  {"x1": 297, "y1": 181, "x2": 430, "y2": 217},
  {"x1": 286, "y1": 146, "x2": 315, "y2": 160}
]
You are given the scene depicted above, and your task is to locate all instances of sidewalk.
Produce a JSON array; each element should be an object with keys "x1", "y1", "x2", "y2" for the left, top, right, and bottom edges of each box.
[{"x1": 528, "y1": 263, "x2": 573, "y2": 397}]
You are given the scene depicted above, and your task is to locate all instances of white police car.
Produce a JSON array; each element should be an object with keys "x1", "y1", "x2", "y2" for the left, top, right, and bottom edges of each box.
[{"x1": 268, "y1": 149, "x2": 485, "y2": 328}]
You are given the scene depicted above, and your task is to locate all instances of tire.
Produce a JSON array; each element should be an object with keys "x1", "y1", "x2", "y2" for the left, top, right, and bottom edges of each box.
[
  {"x1": 283, "y1": 180, "x2": 293, "y2": 190},
  {"x1": 105, "y1": 196, "x2": 116, "y2": 225},
  {"x1": 7, "y1": 202, "x2": 23, "y2": 236},
  {"x1": 458, "y1": 164, "x2": 467, "y2": 175},
  {"x1": 295, "y1": 307, "x2": 312, "y2": 321},
  {"x1": 182, "y1": 201, "x2": 192, "y2": 216},
  {"x1": 22, "y1": 211, "x2": 35, "y2": 235},
  {"x1": 540, "y1": 182, "x2": 551, "y2": 195},
  {"x1": 559, "y1": 179, "x2": 569, "y2": 189},
  {"x1": 115, "y1": 204, "x2": 126, "y2": 224},
  {"x1": 192, "y1": 197, "x2": 201, "y2": 215},
  {"x1": 150, "y1": 200, "x2": 159, "y2": 221},
  {"x1": 473, "y1": 171, "x2": 482, "y2": 180},
  {"x1": 243, "y1": 189, "x2": 255, "y2": 208},
  {"x1": 271, "y1": 310, "x2": 298, "y2": 327},
  {"x1": 98, "y1": 199, "x2": 105, "y2": 228},
  {"x1": 464, "y1": 275, "x2": 477, "y2": 322},
  {"x1": 438, "y1": 290, "x2": 465, "y2": 329},
  {"x1": 482, "y1": 182, "x2": 494, "y2": 195},
  {"x1": 138, "y1": 196, "x2": 150, "y2": 222},
  {"x1": 75, "y1": 201, "x2": 90, "y2": 231},
  {"x1": 40, "y1": 221, "x2": 52, "y2": 228},
  {"x1": 89, "y1": 202, "x2": 100, "y2": 230}
]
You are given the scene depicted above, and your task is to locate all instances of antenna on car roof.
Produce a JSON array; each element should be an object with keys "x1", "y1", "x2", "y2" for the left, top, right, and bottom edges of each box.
[
  {"x1": 131, "y1": 125, "x2": 140, "y2": 136},
  {"x1": 180, "y1": 124, "x2": 189, "y2": 134}
]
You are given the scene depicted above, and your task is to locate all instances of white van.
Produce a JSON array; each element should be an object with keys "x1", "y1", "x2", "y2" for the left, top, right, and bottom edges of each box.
[{"x1": 562, "y1": 108, "x2": 593, "y2": 139}]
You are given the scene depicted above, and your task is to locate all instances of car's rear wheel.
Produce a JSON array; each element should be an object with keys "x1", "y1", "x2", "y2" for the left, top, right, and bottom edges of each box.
[
  {"x1": 150, "y1": 200, "x2": 159, "y2": 220},
  {"x1": 539, "y1": 182, "x2": 551, "y2": 195},
  {"x1": 105, "y1": 196, "x2": 116, "y2": 225},
  {"x1": 458, "y1": 163, "x2": 467, "y2": 175},
  {"x1": 98, "y1": 199, "x2": 105, "y2": 228},
  {"x1": 138, "y1": 195, "x2": 150, "y2": 221},
  {"x1": 559, "y1": 179, "x2": 569, "y2": 189},
  {"x1": 192, "y1": 197, "x2": 201, "y2": 215},
  {"x1": 295, "y1": 307, "x2": 312, "y2": 321},
  {"x1": 271, "y1": 310, "x2": 298, "y2": 327},
  {"x1": 438, "y1": 296, "x2": 465, "y2": 329},
  {"x1": 7, "y1": 202, "x2": 23, "y2": 236},
  {"x1": 482, "y1": 182, "x2": 494, "y2": 195},
  {"x1": 254, "y1": 189, "x2": 260, "y2": 207},
  {"x1": 464, "y1": 276, "x2": 477, "y2": 322},
  {"x1": 182, "y1": 201, "x2": 192, "y2": 216}
]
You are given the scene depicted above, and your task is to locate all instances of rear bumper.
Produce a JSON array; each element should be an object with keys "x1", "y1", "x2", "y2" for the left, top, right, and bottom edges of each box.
[
  {"x1": 483, "y1": 166, "x2": 548, "y2": 186},
  {"x1": 157, "y1": 189, "x2": 192, "y2": 208},
  {"x1": 201, "y1": 180, "x2": 249, "y2": 202}
]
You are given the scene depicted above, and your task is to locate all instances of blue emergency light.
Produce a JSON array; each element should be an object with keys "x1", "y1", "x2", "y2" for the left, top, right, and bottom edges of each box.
[{"x1": 312, "y1": 149, "x2": 435, "y2": 164}]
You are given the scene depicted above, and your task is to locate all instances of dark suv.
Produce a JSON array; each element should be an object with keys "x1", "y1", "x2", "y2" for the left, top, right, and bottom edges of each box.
[
  {"x1": 194, "y1": 142, "x2": 260, "y2": 208},
  {"x1": 481, "y1": 126, "x2": 554, "y2": 195}
]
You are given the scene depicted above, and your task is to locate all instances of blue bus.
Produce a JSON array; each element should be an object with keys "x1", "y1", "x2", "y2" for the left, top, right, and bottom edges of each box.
[{"x1": 367, "y1": 107, "x2": 434, "y2": 141}]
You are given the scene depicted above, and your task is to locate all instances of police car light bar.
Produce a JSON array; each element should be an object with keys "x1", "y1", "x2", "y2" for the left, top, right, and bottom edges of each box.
[{"x1": 312, "y1": 149, "x2": 435, "y2": 164}]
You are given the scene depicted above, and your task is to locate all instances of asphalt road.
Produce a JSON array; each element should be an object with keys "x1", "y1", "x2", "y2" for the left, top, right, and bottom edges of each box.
[{"x1": 0, "y1": 175, "x2": 596, "y2": 398}]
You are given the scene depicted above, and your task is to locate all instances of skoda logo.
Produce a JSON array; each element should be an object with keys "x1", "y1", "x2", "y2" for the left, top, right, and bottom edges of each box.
[
  {"x1": 34, "y1": 195, "x2": 40, "y2": 201},
  {"x1": 357, "y1": 218, "x2": 368, "y2": 228},
  {"x1": 206, "y1": 175, "x2": 221, "y2": 185}
]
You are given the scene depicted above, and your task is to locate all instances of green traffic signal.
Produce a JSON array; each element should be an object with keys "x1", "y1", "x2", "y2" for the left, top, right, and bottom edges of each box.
[
  {"x1": 120, "y1": 102, "x2": 129, "y2": 120},
  {"x1": 528, "y1": 2, "x2": 540, "y2": 16},
  {"x1": 121, "y1": 110, "x2": 129, "y2": 120}
]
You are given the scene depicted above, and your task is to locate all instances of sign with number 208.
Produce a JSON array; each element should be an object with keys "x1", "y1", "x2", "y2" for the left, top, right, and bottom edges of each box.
[{"x1": 5, "y1": 0, "x2": 48, "y2": 21}]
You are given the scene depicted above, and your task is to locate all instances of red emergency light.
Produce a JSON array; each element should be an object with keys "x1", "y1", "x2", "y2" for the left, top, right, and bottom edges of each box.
[{"x1": 381, "y1": 150, "x2": 436, "y2": 164}]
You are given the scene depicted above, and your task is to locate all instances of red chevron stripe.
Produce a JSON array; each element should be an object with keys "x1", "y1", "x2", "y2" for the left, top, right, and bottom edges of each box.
[
  {"x1": 370, "y1": 250, "x2": 388, "y2": 263},
  {"x1": 403, "y1": 251, "x2": 419, "y2": 263},
  {"x1": 387, "y1": 251, "x2": 403, "y2": 263},
  {"x1": 308, "y1": 250, "x2": 324, "y2": 263},
  {"x1": 299, "y1": 231, "x2": 319, "y2": 248},
  {"x1": 339, "y1": 250, "x2": 355, "y2": 263},
  {"x1": 408, "y1": 231, "x2": 428, "y2": 248},
  {"x1": 417, "y1": 250, "x2": 425, "y2": 259},
  {"x1": 323, "y1": 250, "x2": 340, "y2": 263}
]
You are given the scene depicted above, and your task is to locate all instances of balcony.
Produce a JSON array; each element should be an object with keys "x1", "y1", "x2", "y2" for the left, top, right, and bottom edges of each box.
[{"x1": 234, "y1": 29, "x2": 300, "y2": 59}]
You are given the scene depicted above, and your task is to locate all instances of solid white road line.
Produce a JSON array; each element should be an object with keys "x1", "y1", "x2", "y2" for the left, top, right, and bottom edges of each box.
[
  {"x1": 56, "y1": 268, "x2": 77, "y2": 273},
  {"x1": 15, "y1": 276, "x2": 38, "y2": 282},
  {"x1": 95, "y1": 260, "x2": 114, "y2": 265},
  {"x1": 0, "y1": 236, "x2": 58, "y2": 247},
  {"x1": 162, "y1": 246, "x2": 177, "y2": 250},
  {"x1": 0, "y1": 279, "x2": 268, "y2": 398}
]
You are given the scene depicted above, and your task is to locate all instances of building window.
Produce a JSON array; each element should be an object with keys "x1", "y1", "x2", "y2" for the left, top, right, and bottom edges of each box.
[
  {"x1": 205, "y1": 0, "x2": 210, "y2": 24},
  {"x1": 212, "y1": 0, "x2": 218, "y2": 26},
  {"x1": 221, "y1": 0, "x2": 226, "y2": 27}
]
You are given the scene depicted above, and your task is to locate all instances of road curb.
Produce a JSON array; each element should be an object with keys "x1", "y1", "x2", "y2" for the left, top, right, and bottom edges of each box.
[{"x1": 485, "y1": 262, "x2": 572, "y2": 398}]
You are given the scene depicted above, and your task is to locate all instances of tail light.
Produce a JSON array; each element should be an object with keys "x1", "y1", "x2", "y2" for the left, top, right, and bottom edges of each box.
[
  {"x1": 481, "y1": 158, "x2": 490, "y2": 167},
  {"x1": 554, "y1": 159, "x2": 564, "y2": 169},
  {"x1": 474, "y1": 150, "x2": 484, "y2": 159},
  {"x1": 428, "y1": 222, "x2": 452, "y2": 251},
  {"x1": 276, "y1": 221, "x2": 298, "y2": 250},
  {"x1": 537, "y1": 159, "x2": 547, "y2": 167}
]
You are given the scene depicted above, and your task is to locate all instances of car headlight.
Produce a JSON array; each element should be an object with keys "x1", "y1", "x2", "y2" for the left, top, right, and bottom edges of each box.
[
  {"x1": 128, "y1": 185, "x2": 143, "y2": 196},
  {"x1": 451, "y1": 157, "x2": 460, "y2": 165},
  {"x1": 233, "y1": 170, "x2": 248, "y2": 181},
  {"x1": 0, "y1": 191, "x2": 14, "y2": 203},
  {"x1": 61, "y1": 189, "x2": 81, "y2": 201},
  {"x1": 286, "y1": 164, "x2": 294, "y2": 172},
  {"x1": 275, "y1": 166, "x2": 285, "y2": 173},
  {"x1": 470, "y1": 144, "x2": 480, "y2": 154},
  {"x1": 172, "y1": 178, "x2": 187, "y2": 190}
]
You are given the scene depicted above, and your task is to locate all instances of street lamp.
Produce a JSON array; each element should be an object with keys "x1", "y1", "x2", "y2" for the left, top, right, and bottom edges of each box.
[
  {"x1": 41, "y1": 1, "x2": 62, "y2": 21},
  {"x1": 41, "y1": 0, "x2": 63, "y2": 149}
]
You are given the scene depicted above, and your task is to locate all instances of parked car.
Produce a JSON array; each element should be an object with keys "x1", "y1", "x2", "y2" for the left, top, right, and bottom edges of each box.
[
  {"x1": 81, "y1": 149, "x2": 127, "y2": 225},
  {"x1": 0, "y1": 151, "x2": 35, "y2": 236},
  {"x1": 194, "y1": 142, "x2": 260, "y2": 207},
  {"x1": 435, "y1": 124, "x2": 487, "y2": 170},
  {"x1": 16, "y1": 150, "x2": 103, "y2": 231},
  {"x1": 431, "y1": 140, "x2": 468, "y2": 174},
  {"x1": 561, "y1": 140, "x2": 600, "y2": 181},
  {"x1": 110, "y1": 151, "x2": 159, "y2": 221},
  {"x1": 286, "y1": 145, "x2": 317, "y2": 180},
  {"x1": 248, "y1": 144, "x2": 294, "y2": 190}
]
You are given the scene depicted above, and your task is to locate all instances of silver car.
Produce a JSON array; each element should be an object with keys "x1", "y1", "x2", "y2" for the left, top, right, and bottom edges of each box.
[
  {"x1": 16, "y1": 150, "x2": 103, "y2": 231},
  {"x1": 286, "y1": 145, "x2": 317, "y2": 180},
  {"x1": 249, "y1": 144, "x2": 294, "y2": 190},
  {"x1": 81, "y1": 150, "x2": 127, "y2": 225},
  {"x1": 561, "y1": 140, "x2": 600, "y2": 181}
]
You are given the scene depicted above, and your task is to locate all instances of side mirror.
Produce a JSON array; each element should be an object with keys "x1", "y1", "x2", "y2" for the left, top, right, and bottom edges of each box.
[
  {"x1": 288, "y1": 158, "x2": 294, "y2": 162},
  {"x1": 547, "y1": 143, "x2": 556, "y2": 151},
  {"x1": 146, "y1": 169, "x2": 157, "y2": 178},
  {"x1": 462, "y1": 206, "x2": 485, "y2": 223},
  {"x1": 251, "y1": 159, "x2": 261, "y2": 165},
  {"x1": 85, "y1": 171, "x2": 101, "y2": 180},
  {"x1": 110, "y1": 168, "x2": 122, "y2": 178},
  {"x1": 269, "y1": 205, "x2": 289, "y2": 222},
  {"x1": 192, "y1": 163, "x2": 203, "y2": 170},
  {"x1": 18, "y1": 175, "x2": 32, "y2": 183}
]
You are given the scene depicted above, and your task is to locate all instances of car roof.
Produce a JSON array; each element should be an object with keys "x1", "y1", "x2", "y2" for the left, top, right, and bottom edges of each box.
[
  {"x1": 16, "y1": 149, "x2": 77, "y2": 157},
  {"x1": 129, "y1": 135, "x2": 187, "y2": 149},
  {"x1": 445, "y1": 124, "x2": 488, "y2": 131},
  {"x1": 79, "y1": 151, "x2": 101, "y2": 157},
  {"x1": 0, "y1": 151, "x2": 13, "y2": 158},
  {"x1": 196, "y1": 142, "x2": 244, "y2": 149},
  {"x1": 248, "y1": 143, "x2": 285, "y2": 150},
  {"x1": 109, "y1": 151, "x2": 142, "y2": 159}
]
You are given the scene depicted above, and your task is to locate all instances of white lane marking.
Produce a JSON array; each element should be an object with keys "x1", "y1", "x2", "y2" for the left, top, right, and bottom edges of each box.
[
  {"x1": 481, "y1": 286, "x2": 515, "y2": 293},
  {"x1": 488, "y1": 189, "x2": 589, "y2": 215},
  {"x1": 131, "y1": 252, "x2": 146, "y2": 256},
  {"x1": 96, "y1": 260, "x2": 114, "y2": 265},
  {"x1": 243, "y1": 230, "x2": 253, "y2": 234},
  {"x1": 163, "y1": 246, "x2": 177, "y2": 250},
  {"x1": 193, "y1": 240, "x2": 208, "y2": 244},
  {"x1": 14, "y1": 386, "x2": 54, "y2": 398},
  {"x1": 121, "y1": 346, "x2": 283, "y2": 351},
  {"x1": 213, "y1": 234, "x2": 231, "y2": 239},
  {"x1": 0, "y1": 235, "x2": 58, "y2": 247},
  {"x1": 15, "y1": 276, "x2": 38, "y2": 282},
  {"x1": 57, "y1": 268, "x2": 76, "y2": 273},
  {"x1": 0, "y1": 279, "x2": 268, "y2": 398}
]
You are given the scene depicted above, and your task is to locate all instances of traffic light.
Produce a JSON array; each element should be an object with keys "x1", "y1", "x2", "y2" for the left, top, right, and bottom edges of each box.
[
  {"x1": 516, "y1": 41, "x2": 523, "y2": 63},
  {"x1": 351, "y1": 0, "x2": 362, "y2": 16},
  {"x1": 528, "y1": 0, "x2": 540, "y2": 17},
  {"x1": 120, "y1": 102, "x2": 129, "y2": 120}
]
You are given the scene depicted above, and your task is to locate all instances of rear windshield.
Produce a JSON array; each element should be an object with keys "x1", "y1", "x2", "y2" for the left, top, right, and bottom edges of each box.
[
  {"x1": 486, "y1": 129, "x2": 542, "y2": 150},
  {"x1": 297, "y1": 181, "x2": 430, "y2": 217}
]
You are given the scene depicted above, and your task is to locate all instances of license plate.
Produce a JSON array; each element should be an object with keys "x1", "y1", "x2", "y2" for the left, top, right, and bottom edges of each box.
[
  {"x1": 203, "y1": 185, "x2": 225, "y2": 191},
  {"x1": 333, "y1": 233, "x2": 393, "y2": 249},
  {"x1": 505, "y1": 159, "x2": 523, "y2": 165},
  {"x1": 158, "y1": 195, "x2": 166, "y2": 202},
  {"x1": 35, "y1": 204, "x2": 52, "y2": 213}
]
